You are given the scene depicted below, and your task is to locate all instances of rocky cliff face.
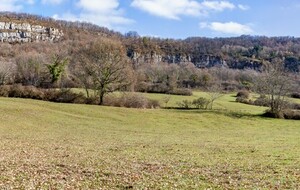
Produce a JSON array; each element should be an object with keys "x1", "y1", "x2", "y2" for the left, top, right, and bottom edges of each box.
[
  {"x1": 0, "y1": 21, "x2": 63, "y2": 43},
  {"x1": 129, "y1": 52, "x2": 192, "y2": 65},
  {"x1": 128, "y1": 51, "x2": 266, "y2": 69}
]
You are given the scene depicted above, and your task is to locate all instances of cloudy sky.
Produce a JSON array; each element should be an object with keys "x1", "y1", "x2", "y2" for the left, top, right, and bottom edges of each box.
[{"x1": 0, "y1": 0, "x2": 299, "y2": 39}]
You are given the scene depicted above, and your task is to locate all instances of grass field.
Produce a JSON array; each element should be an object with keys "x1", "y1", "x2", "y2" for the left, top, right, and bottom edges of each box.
[{"x1": 0, "y1": 94, "x2": 300, "y2": 189}]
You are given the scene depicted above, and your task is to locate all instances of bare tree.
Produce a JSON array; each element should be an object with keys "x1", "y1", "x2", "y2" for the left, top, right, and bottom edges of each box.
[
  {"x1": 71, "y1": 61, "x2": 94, "y2": 97},
  {"x1": 205, "y1": 67, "x2": 224, "y2": 110},
  {"x1": 14, "y1": 53, "x2": 47, "y2": 86},
  {"x1": 255, "y1": 59, "x2": 294, "y2": 117},
  {"x1": 0, "y1": 61, "x2": 13, "y2": 85},
  {"x1": 206, "y1": 83, "x2": 224, "y2": 110},
  {"x1": 76, "y1": 38, "x2": 133, "y2": 105},
  {"x1": 162, "y1": 95, "x2": 171, "y2": 107}
]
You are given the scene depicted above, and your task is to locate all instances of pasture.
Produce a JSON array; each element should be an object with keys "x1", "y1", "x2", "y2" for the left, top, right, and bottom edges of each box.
[{"x1": 0, "y1": 93, "x2": 299, "y2": 189}]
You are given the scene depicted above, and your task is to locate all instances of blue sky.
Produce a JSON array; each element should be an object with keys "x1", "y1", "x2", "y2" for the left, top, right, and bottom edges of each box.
[{"x1": 0, "y1": 0, "x2": 300, "y2": 39}]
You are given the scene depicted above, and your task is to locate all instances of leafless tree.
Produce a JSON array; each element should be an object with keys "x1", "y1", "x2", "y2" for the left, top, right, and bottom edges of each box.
[
  {"x1": 14, "y1": 53, "x2": 47, "y2": 86},
  {"x1": 255, "y1": 59, "x2": 294, "y2": 117},
  {"x1": 206, "y1": 83, "x2": 224, "y2": 109},
  {"x1": 76, "y1": 38, "x2": 133, "y2": 105},
  {"x1": 0, "y1": 61, "x2": 13, "y2": 85}
]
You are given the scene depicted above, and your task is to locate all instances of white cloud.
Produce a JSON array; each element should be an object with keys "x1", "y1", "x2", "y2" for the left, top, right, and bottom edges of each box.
[
  {"x1": 201, "y1": 1, "x2": 235, "y2": 11},
  {"x1": 131, "y1": 0, "x2": 201, "y2": 20},
  {"x1": 54, "y1": 0, "x2": 133, "y2": 28},
  {"x1": 41, "y1": 0, "x2": 64, "y2": 5},
  {"x1": 238, "y1": 4, "x2": 249, "y2": 11},
  {"x1": 0, "y1": 0, "x2": 22, "y2": 11},
  {"x1": 131, "y1": 0, "x2": 235, "y2": 20},
  {"x1": 77, "y1": 0, "x2": 119, "y2": 13},
  {"x1": 0, "y1": 0, "x2": 35, "y2": 11},
  {"x1": 200, "y1": 21, "x2": 254, "y2": 35}
]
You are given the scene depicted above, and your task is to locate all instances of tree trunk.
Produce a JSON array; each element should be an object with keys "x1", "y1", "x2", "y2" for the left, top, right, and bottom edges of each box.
[
  {"x1": 85, "y1": 87, "x2": 89, "y2": 98},
  {"x1": 99, "y1": 93, "x2": 104, "y2": 105}
]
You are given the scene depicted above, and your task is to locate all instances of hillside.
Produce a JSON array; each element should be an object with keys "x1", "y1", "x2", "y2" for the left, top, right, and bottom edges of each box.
[{"x1": 0, "y1": 12, "x2": 300, "y2": 71}]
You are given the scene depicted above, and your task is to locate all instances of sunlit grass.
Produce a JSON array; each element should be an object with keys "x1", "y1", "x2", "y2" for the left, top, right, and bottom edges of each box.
[{"x1": 0, "y1": 95, "x2": 299, "y2": 189}]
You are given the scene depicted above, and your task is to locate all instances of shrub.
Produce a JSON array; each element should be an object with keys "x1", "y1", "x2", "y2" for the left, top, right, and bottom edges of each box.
[
  {"x1": 44, "y1": 89, "x2": 86, "y2": 103},
  {"x1": 120, "y1": 93, "x2": 148, "y2": 108},
  {"x1": 103, "y1": 94, "x2": 122, "y2": 107},
  {"x1": 162, "y1": 95, "x2": 171, "y2": 107},
  {"x1": 85, "y1": 96, "x2": 100, "y2": 105},
  {"x1": 169, "y1": 88, "x2": 193, "y2": 96},
  {"x1": 135, "y1": 82, "x2": 192, "y2": 96},
  {"x1": 23, "y1": 85, "x2": 45, "y2": 99},
  {"x1": 147, "y1": 83, "x2": 169, "y2": 94},
  {"x1": 177, "y1": 100, "x2": 192, "y2": 109},
  {"x1": 134, "y1": 81, "x2": 151, "y2": 93},
  {"x1": 236, "y1": 96, "x2": 250, "y2": 104},
  {"x1": 283, "y1": 110, "x2": 300, "y2": 120},
  {"x1": 8, "y1": 84, "x2": 24, "y2": 98},
  {"x1": 0, "y1": 84, "x2": 159, "y2": 109},
  {"x1": 192, "y1": 97, "x2": 209, "y2": 109},
  {"x1": 253, "y1": 95, "x2": 270, "y2": 107},
  {"x1": 146, "y1": 99, "x2": 160, "y2": 109},
  {"x1": 0, "y1": 85, "x2": 10, "y2": 97},
  {"x1": 285, "y1": 102, "x2": 300, "y2": 110},
  {"x1": 236, "y1": 90, "x2": 250, "y2": 99},
  {"x1": 291, "y1": 92, "x2": 300, "y2": 99},
  {"x1": 292, "y1": 103, "x2": 300, "y2": 110},
  {"x1": 0, "y1": 85, "x2": 44, "y2": 100},
  {"x1": 262, "y1": 110, "x2": 284, "y2": 119},
  {"x1": 104, "y1": 93, "x2": 160, "y2": 109}
]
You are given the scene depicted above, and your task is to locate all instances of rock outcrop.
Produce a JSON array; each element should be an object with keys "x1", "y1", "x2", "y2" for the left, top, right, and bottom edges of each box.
[
  {"x1": 128, "y1": 51, "x2": 229, "y2": 68},
  {"x1": 0, "y1": 21, "x2": 63, "y2": 43},
  {"x1": 127, "y1": 50, "x2": 265, "y2": 70}
]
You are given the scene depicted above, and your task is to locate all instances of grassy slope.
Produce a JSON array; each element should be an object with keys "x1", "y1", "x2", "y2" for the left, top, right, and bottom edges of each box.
[{"x1": 0, "y1": 95, "x2": 299, "y2": 189}]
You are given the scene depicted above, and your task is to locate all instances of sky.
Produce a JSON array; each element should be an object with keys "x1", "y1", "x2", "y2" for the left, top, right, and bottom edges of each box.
[{"x1": 0, "y1": 0, "x2": 300, "y2": 39}]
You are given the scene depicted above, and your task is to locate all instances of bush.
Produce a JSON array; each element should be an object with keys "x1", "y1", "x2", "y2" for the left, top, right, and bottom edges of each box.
[
  {"x1": 147, "y1": 99, "x2": 160, "y2": 109},
  {"x1": 236, "y1": 90, "x2": 250, "y2": 99},
  {"x1": 291, "y1": 92, "x2": 300, "y2": 99},
  {"x1": 283, "y1": 110, "x2": 300, "y2": 120},
  {"x1": 44, "y1": 89, "x2": 86, "y2": 104},
  {"x1": 262, "y1": 110, "x2": 284, "y2": 119},
  {"x1": 135, "y1": 82, "x2": 152, "y2": 93},
  {"x1": 177, "y1": 100, "x2": 192, "y2": 109},
  {"x1": 0, "y1": 84, "x2": 160, "y2": 109},
  {"x1": 3, "y1": 84, "x2": 44, "y2": 99},
  {"x1": 192, "y1": 97, "x2": 209, "y2": 109},
  {"x1": 0, "y1": 85, "x2": 10, "y2": 97},
  {"x1": 8, "y1": 84, "x2": 25, "y2": 98},
  {"x1": 23, "y1": 85, "x2": 45, "y2": 99},
  {"x1": 292, "y1": 103, "x2": 300, "y2": 110},
  {"x1": 145, "y1": 83, "x2": 169, "y2": 94},
  {"x1": 85, "y1": 96, "x2": 100, "y2": 105},
  {"x1": 236, "y1": 96, "x2": 250, "y2": 104},
  {"x1": 169, "y1": 88, "x2": 193, "y2": 96},
  {"x1": 253, "y1": 95, "x2": 270, "y2": 107},
  {"x1": 286, "y1": 102, "x2": 300, "y2": 110},
  {"x1": 135, "y1": 82, "x2": 192, "y2": 96},
  {"x1": 104, "y1": 93, "x2": 160, "y2": 109}
]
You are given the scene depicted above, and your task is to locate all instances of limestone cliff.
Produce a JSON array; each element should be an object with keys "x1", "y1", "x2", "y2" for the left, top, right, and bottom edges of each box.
[
  {"x1": 0, "y1": 21, "x2": 63, "y2": 43},
  {"x1": 128, "y1": 51, "x2": 224, "y2": 66}
]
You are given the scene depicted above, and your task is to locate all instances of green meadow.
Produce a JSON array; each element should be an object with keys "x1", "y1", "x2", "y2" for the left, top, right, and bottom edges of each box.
[{"x1": 0, "y1": 93, "x2": 299, "y2": 189}]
